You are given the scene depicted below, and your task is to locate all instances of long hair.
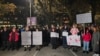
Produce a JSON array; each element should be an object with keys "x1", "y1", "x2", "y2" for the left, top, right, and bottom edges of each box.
[{"x1": 84, "y1": 27, "x2": 89, "y2": 34}]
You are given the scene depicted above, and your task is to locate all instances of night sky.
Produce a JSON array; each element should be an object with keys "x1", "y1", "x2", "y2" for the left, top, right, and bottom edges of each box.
[{"x1": 4, "y1": 0, "x2": 27, "y2": 6}]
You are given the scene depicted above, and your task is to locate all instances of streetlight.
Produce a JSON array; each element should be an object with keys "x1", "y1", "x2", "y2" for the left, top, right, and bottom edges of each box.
[
  {"x1": 26, "y1": 0, "x2": 32, "y2": 26},
  {"x1": 29, "y1": 0, "x2": 32, "y2": 26},
  {"x1": 29, "y1": 0, "x2": 32, "y2": 17}
]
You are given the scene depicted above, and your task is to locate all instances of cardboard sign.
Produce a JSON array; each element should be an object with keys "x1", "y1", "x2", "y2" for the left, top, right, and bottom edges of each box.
[
  {"x1": 76, "y1": 13, "x2": 92, "y2": 23},
  {"x1": 32, "y1": 31, "x2": 42, "y2": 45},
  {"x1": 21, "y1": 31, "x2": 31, "y2": 45},
  {"x1": 50, "y1": 32, "x2": 59, "y2": 38},
  {"x1": 62, "y1": 31, "x2": 68, "y2": 36},
  {"x1": 67, "y1": 35, "x2": 81, "y2": 46}
]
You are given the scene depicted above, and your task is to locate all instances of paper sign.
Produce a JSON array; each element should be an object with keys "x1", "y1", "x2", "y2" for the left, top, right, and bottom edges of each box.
[
  {"x1": 62, "y1": 31, "x2": 68, "y2": 36},
  {"x1": 32, "y1": 31, "x2": 42, "y2": 45},
  {"x1": 50, "y1": 32, "x2": 59, "y2": 38},
  {"x1": 21, "y1": 31, "x2": 31, "y2": 45},
  {"x1": 67, "y1": 35, "x2": 81, "y2": 46}
]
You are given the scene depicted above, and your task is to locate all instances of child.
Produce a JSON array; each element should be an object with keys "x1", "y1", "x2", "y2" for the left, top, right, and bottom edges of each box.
[{"x1": 82, "y1": 28, "x2": 91, "y2": 54}]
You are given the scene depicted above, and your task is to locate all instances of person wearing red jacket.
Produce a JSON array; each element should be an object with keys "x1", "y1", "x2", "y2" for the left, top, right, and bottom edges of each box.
[
  {"x1": 82, "y1": 28, "x2": 91, "y2": 54},
  {"x1": 8, "y1": 27, "x2": 19, "y2": 50}
]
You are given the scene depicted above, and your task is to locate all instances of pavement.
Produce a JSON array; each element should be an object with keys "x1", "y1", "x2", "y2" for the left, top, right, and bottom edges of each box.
[
  {"x1": 69, "y1": 47, "x2": 94, "y2": 56},
  {"x1": 0, "y1": 45, "x2": 94, "y2": 56}
]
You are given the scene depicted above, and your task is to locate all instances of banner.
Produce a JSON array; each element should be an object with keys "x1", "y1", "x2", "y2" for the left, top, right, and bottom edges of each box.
[
  {"x1": 32, "y1": 31, "x2": 42, "y2": 45},
  {"x1": 21, "y1": 31, "x2": 31, "y2": 45},
  {"x1": 76, "y1": 13, "x2": 92, "y2": 23},
  {"x1": 67, "y1": 35, "x2": 81, "y2": 46},
  {"x1": 50, "y1": 32, "x2": 59, "y2": 38}
]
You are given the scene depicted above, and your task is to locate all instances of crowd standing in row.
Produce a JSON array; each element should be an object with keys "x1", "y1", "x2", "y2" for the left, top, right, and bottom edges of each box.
[{"x1": 0, "y1": 24, "x2": 100, "y2": 55}]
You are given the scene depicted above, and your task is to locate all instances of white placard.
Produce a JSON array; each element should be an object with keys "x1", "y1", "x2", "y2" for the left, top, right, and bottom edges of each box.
[
  {"x1": 67, "y1": 35, "x2": 81, "y2": 46},
  {"x1": 76, "y1": 13, "x2": 92, "y2": 23},
  {"x1": 56, "y1": 33, "x2": 59, "y2": 38},
  {"x1": 50, "y1": 32, "x2": 59, "y2": 38},
  {"x1": 62, "y1": 31, "x2": 68, "y2": 36},
  {"x1": 21, "y1": 31, "x2": 31, "y2": 45},
  {"x1": 32, "y1": 31, "x2": 42, "y2": 45}
]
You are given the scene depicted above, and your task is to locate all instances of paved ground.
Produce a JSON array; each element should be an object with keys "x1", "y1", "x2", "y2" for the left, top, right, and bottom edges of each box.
[
  {"x1": 0, "y1": 46, "x2": 94, "y2": 56},
  {"x1": 72, "y1": 48, "x2": 94, "y2": 56},
  {"x1": 0, "y1": 46, "x2": 74, "y2": 56}
]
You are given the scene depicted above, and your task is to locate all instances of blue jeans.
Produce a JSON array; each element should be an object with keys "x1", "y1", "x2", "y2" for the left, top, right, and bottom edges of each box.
[
  {"x1": 62, "y1": 36, "x2": 67, "y2": 48},
  {"x1": 83, "y1": 41, "x2": 89, "y2": 51}
]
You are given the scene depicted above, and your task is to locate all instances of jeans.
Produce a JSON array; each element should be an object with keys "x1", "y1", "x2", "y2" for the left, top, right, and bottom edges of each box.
[
  {"x1": 83, "y1": 41, "x2": 89, "y2": 51},
  {"x1": 62, "y1": 36, "x2": 67, "y2": 48}
]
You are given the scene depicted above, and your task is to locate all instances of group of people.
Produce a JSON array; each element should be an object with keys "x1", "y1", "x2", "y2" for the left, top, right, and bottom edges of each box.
[
  {"x1": 0, "y1": 24, "x2": 99, "y2": 55},
  {"x1": 0, "y1": 27, "x2": 19, "y2": 50}
]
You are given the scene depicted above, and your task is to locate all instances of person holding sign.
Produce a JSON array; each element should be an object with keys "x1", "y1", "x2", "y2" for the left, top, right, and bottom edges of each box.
[
  {"x1": 23, "y1": 26, "x2": 31, "y2": 51},
  {"x1": 50, "y1": 25, "x2": 58, "y2": 49},
  {"x1": 70, "y1": 24, "x2": 79, "y2": 52},
  {"x1": 82, "y1": 28, "x2": 91, "y2": 54},
  {"x1": 35, "y1": 28, "x2": 41, "y2": 51},
  {"x1": 62, "y1": 25, "x2": 69, "y2": 48}
]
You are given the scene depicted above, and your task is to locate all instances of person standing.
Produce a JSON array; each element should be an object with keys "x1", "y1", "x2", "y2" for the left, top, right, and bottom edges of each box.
[
  {"x1": 1, "y1": 27, "x2": 9, "y2": 50},
  {"x1": 62, "y1": 25, "x2": 69, "y2": 48},
  {"x1": 8, "y1": 27, "x2": 19, "y2": 50},
  {"x1": 92, "y1": 26, "x2": 100, "y2": 55},
  {"x1": 23, "y1": 26, "x2": 31, "y2": 51},
  {"x1": 50, "y1": 25, "x2": 58, "y2": 49},
  {"x1": 82, "y1": 28, "x2": 91, "y2": 54},
  {"x1": 42, "y1": 27, "x2": 49, "y2": 46},
  {"x1": 35, "y1": 28, "x2": 41, "y2": 51},
  {"x1": 70, "y1": 24, "x2": 79, "y2": 52},
  {"x1": 70, "y1": 24, "x2": 79, "y2": 35}
]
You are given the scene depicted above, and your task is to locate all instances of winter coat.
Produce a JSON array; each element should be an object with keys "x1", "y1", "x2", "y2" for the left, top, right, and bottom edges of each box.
[
  {"x1": 82, "y1": 33, "x2": 91, "y2": 42},
  {"x1": 92, "y1": 31, "x2": 100, "y2": 52},
  {"x1": 2, "y1": 30, "x2": 9, "y2": 41},
  {"x1": 9, "y1": 32, "x2": 19, "y2": 42}
]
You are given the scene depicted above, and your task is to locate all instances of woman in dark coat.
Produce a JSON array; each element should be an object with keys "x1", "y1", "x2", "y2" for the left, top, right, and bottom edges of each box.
[
  {"x1": 92, "y1": 26, "x2": 100, "y2": 54},
  {"x1": 50, "y1": 25, "x2": 58, "y2": 49},
  {"x1": 42, "y1": 27, "x2": 50, "y2": 46},
  {"x1": 62, "y1": 25, "x2": 69, "y2": 48},
  {"x1": 1, "y1": 27, "x2": 9, "y2": 50}
]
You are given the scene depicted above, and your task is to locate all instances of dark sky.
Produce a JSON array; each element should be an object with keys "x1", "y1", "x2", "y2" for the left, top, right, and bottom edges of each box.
[{"x1": 4, "y1": 0, "x2": 27, "y2": 6}]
